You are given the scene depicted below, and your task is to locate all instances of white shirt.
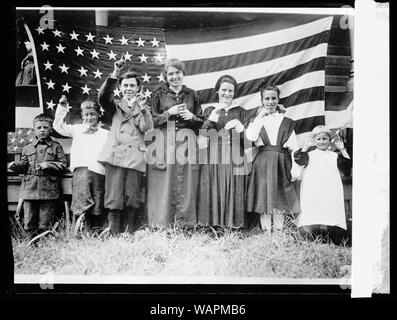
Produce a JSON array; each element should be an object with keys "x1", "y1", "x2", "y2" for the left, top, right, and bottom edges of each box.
[
  {"x1": 245, "y1": 111, "x2": 302, "y2": 180},
  {"x1": 53, "y1": 104, "x2": 109, "y2": 175}
]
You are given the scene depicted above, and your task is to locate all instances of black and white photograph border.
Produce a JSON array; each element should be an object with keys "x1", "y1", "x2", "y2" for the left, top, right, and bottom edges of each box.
[{"x1": 5, "y1": 1, "x2": 389, "y2": 298}]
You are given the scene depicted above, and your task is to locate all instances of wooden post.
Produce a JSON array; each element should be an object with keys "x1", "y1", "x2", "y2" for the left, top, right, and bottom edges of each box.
[{"x1": 95, "y1": 10, "x2": 108, "y2": 26}]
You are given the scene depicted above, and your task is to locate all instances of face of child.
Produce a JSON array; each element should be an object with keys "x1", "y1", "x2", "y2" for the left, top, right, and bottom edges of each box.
[
  {"x1": 81, "y1": 109, "x2": 99, "y2": 127},
  {"x1": 34, "y1": 120, "x2": 52, "y2": 140},
  {"x1": 217, "y1": 81, "x2": 235, "y2": 106},
  {"x1": 120, "y1": 77, "x2": 139, "y2": 101},
  {"x1": 261, "y1": 90, "x2": 279, "y2": 114},
  {"x1": 166, "y1": 66, "x2": 184, "y2": 89},
  {"x1": 314, "y1": 132, "x2": 330, "y2": 151}
]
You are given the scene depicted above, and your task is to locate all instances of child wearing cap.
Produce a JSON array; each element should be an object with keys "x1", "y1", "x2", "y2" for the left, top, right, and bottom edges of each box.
[
  {"x1": 53, "y1": 96, "x2": 109, "y2": 230},
  {"x1": 8, "y1": 114, "x2": 67, "y2": 236}
]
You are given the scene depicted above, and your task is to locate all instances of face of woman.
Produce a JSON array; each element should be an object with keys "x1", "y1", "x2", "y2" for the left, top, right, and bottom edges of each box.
[
  {"x1": 217, "y1": 81, "x2": 235, "y2": 106},
  {"x1": 261, "y1": 89, "x2": 279, "y2": 114},
  {"x1": 166, "y1": 66, "x2": 184, "y2": 89},
  {"x1": 314, "y1": 132, "x2": 330, "y2": 151}
]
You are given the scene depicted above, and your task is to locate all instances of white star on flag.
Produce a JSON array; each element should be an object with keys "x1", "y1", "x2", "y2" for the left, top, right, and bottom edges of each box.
[
  {"x1": 17, "y1": 129, "x2": 23, "y2": 135},
  {"x1": 85, "y1": 32, "x2": 95, "y2": 42},
  {"x1": 56, "y1": 43, "x2": 66, "y2": 53},
  {"x1": 107, "y1": 50, "x2": 117, "y2": 60},
  {"x1": 59, "y1": 64, "x2": 69, "y2": 74},
  {"x1": 36, "y1": 26, "x2": 44, "y2": 35},
  {"x1": 113, "y1": 88, "x2": 121, "y2": 97},
  {"x1": 119, "y1": 35, "x2": 129, "y2": 45},
  {"x1": 136, "y1": 37, "x2": 145, "y2": 47},
  {"x1": 13, "y1": 146, "x2": 18, "y2": 152},
  {"x1": 29, "y1": 137, "x2": 34, "y2": 143},
  {"x1": 27, "y1": 129, "x2": 34, "y2": 135},
  {"x1": 142, "y1": 73, "x2": 151, "y2": 83},
  {"x1": 74, "y1": 46, "x2": 84, "y2": 56},
  {"x1": 81, "y1": 84, "x2": 91, "y2": 95},
  {"x1": 154, "y1": 54, "x2": 163, "y2": 63},
  {"x1": 65, "y1": 103, "x2": 72, "y2": 112},
  {"x1": 93, "y1": 69, "x2": 103, "y2": 79},
  {"x1": 19, "y1": 138, "x2": 25, "y2": 144},
  {"x1": 144, "y1": 88, "x2": 152, "y2": 98},
  {"x1": 46, "y1": 100, "x2": 56, "y2": 110},
  {"x1": 150, "y1": 38, "x2": 160, "y2": 47},
  {"x1": 157, "y1": 73, "x2": 165, "y2": 82},
  {"x1": 139, "y1": 53, "x2": 148, "y2": 63},
  {"x1": 46, "y1": 79, "x2": 55, "y2": 89},
  {"x1": 103, "y1": 34, "x2": 113, "y2": 44},
  {"x1": 52, "y1": 29, "x2": 62, "y2": 37},
  {"x1": 124, "y1": 51, "x2": 132, "y2": 61},
  {"x1": 40, "y1": 42, "x2": 49, "y2": 51},
  {"x1": 10, "y1": 137, "x2": 16, "y2": 143},
  {"x1": 43, "y1": 60, "x2": 53, "y2": 70},
  {"x1": 90, "y1": 49, "x2": 100, "y2": 59},
  {"x1": 78, "y1": 66, "x2": 88, "y2": 77},
  {"x1": 62, "y1": 82, "x2": 72, "y2": 93},
  {"x1": 69, "y1": 30, "x2": 79, "y2": 40}
]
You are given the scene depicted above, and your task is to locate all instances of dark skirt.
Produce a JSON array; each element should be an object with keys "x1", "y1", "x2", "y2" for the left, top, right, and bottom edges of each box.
[
  {"x1": 71, "y1": 167, "x2": 105, "y2": 216},
  {"x1": 147, "y1": 162, "x2": 199, "y2": 228},
  {"x1": 246, "y1": 146, "x2": 300, "y2": 215},
  {"x1": 198, "y1": 163, "x2": 246, "y2": 228}
]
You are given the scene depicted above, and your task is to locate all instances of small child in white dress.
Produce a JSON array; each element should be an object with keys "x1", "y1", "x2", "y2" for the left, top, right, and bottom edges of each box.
[{"x1": 294, "y1": 125, "x2": 351, "y2": 243}]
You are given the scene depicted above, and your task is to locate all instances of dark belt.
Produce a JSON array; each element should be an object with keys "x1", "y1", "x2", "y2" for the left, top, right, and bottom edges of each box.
[{"x1": 258, "y1": 145, "x2": 290, "y2": 154}]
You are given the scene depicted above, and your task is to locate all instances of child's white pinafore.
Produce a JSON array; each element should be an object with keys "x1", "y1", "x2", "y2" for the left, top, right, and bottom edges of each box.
[{"x1": 298, "y1": 149, "x2": 347, "y2": 229}]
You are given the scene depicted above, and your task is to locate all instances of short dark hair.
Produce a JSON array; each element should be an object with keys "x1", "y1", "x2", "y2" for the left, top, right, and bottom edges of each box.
[
  {"x1": 119, "y1": 71, "x2": 141, "y2": 86},
  {"x1": 164, "y1": 58, "x2": 186, "y2": 77},
  {"x1": 258, "y1": 83, "x2": 281, "y2": 99},
  {"x1": 33, "y1": 113, "x2": 53, "y2": 127},
  {"x1": 215, "y1": 75, "x2": 238, "y2": 92}
]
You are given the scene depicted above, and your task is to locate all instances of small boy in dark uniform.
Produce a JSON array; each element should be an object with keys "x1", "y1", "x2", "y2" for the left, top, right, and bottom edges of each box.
[{"x1": 8, "y1": 114, "x2": 67, "y2": 235}]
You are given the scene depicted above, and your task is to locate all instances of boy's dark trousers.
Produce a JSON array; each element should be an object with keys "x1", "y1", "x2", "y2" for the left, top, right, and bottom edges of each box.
[{"x1": 23, "y1": 199, "x2": 57, "y2": 232}]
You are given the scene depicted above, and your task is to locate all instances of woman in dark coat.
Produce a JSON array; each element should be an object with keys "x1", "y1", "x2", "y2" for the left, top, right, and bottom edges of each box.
[{"x1": 147, "y1": 58, "x2": 203, "y2": 228}]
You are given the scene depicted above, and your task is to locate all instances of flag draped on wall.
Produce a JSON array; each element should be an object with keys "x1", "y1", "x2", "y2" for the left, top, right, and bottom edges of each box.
[
  {"x1": 9, "y1": 16, "x2": 166, "y2": 154},
  {"x1": 166, "y1": 16, "x2": 334, "y2": 146}
]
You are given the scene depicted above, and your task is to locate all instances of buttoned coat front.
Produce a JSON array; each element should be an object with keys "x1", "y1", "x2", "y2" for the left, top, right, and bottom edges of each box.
[
  {"x1": 12, "y1": 137, "x2": 67, "y2": 200},
  {"x1": 97, "y1": 77, "x2": 153, "y2": 172}
]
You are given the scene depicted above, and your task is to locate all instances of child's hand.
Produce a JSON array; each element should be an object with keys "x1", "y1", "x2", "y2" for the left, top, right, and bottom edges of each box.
[
  {"x1": 302, "y1": 135, "x2": 315, "y2": 152},
  {"x1": 59, "y1": 95, "x2": 68, "y2": 106},
  {"x1": 136, "y1": 87, "x2": 147, "y2": 110},
  {"x1": 113, "y1": 55, "x2": 125, "y2": 77},
  {"x1": 8, "y1": 162, "x2": 16, "y2": 171},
  {"x1": 37, "y1": 162, "x2": 49, "y2": 170},
  {"x1": 333, "y1": 137, "x2": 345, "y2": 151}
]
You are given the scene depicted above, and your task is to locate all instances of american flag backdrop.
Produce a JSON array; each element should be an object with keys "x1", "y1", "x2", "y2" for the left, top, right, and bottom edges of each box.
[
  {"x1": 10, "y1": 18, "x2": 166, "y2": 154},
  {"x1": 10, "y1": 11, "x2": 346, "y2": 155},
  {"x1": 167, "y1": 16, "x2": 334, "y2": 146}
]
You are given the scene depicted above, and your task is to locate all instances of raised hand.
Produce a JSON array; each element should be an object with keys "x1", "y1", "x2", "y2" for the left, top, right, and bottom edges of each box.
[
  {"x1": 136, "y1": 86, "x2": 147, "y2": 110},
  {"x1": 59, "y1": 95, "x2": 68, "y2": 106},
  {"x1": 302, "y1": 135, "x2": 315, "y2": 152},
  {"x1": 333, "y1": 137, "x2": 345, "y2": 151}
]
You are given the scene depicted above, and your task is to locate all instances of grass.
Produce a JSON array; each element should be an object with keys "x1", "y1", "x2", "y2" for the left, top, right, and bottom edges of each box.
[{"x1": 12, "y1": 221, "x2": 351, "y2": 279}]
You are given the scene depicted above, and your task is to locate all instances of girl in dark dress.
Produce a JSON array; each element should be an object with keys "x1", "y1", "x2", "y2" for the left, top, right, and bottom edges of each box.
[
  {"x1": 197, "y1": 75, "x2": 250, "y2": 228},
  {"x1": 245, "y1": 84, "x2": 301, "y2": 231}
]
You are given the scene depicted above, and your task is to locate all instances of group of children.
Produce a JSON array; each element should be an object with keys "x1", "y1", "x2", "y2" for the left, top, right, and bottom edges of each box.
[{"x1": 9, "y1": 57, "x2": 351, "y2": 244}]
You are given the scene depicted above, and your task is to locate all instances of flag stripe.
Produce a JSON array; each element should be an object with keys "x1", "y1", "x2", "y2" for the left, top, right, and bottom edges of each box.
[
  {"x1": 280, "y1": 86, "x2": 324, "y2": 108},
  {"x1": 183, "y1": 43, "x2": 328, "y2": 92},
  {"x1": 166, "y1": 17, "x2": 333, "y2": 61},
  {"x1": 201, "y1": 71, "x2": 325, "y2": 113},
  {"x1": 295, "y1": 115, "x2": 325, "y2": 135},
  {"x1": 197, "y1": 57, "x2": 326, "y2": 105},
  {"x1": 285, "y1": 101, "x2": 325, "y2": 121},
  {"x1": 184, "y1": 30, "x2": 330, "y2": 76}
]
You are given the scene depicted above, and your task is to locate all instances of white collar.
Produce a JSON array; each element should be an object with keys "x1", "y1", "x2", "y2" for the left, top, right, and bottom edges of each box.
[{"x1": 123, "y1": 96, "x2": 137, "y2": 106}]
